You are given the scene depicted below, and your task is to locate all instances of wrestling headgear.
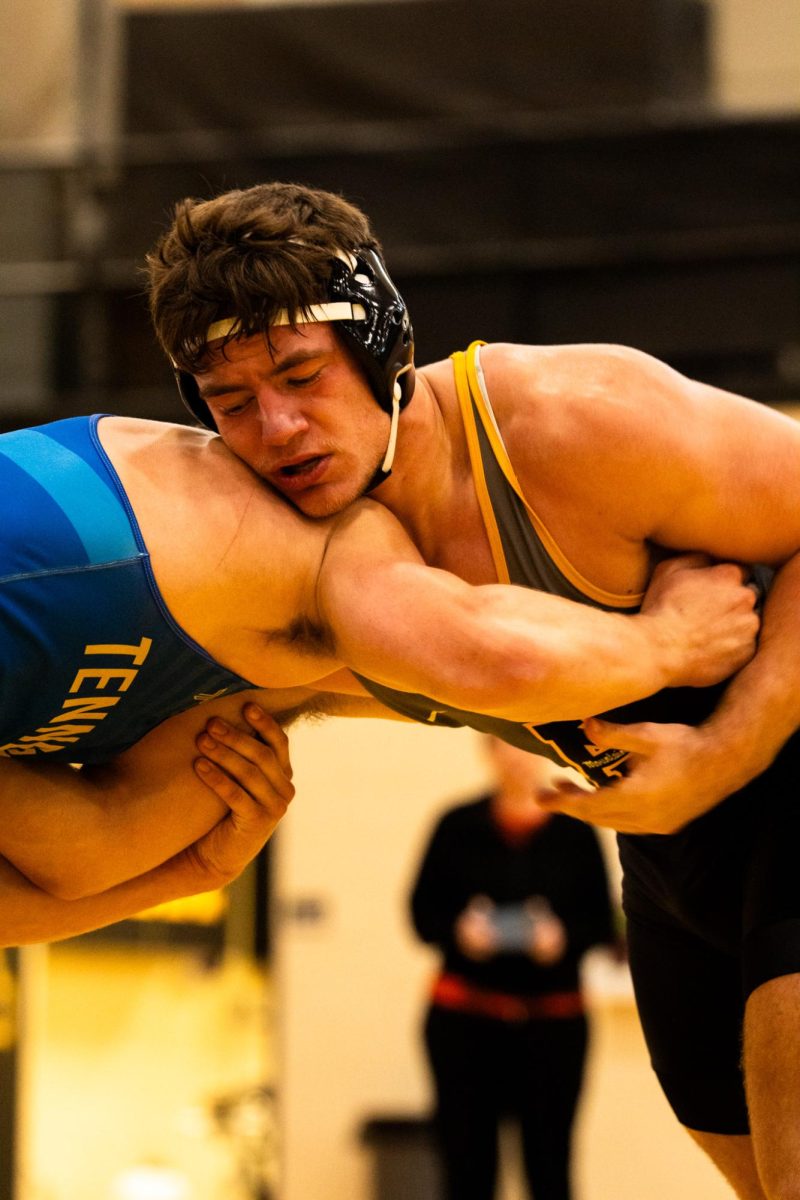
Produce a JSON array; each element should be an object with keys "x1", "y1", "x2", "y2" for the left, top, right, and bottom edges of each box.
[{"x1": 173, "y1": 247, "x2": 415, "y2": 481}]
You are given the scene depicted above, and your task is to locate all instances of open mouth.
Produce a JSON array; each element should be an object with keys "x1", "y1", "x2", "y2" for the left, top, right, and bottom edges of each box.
[
  {"x1": 279, "y1": 456, "x2": 324, "y2": 477},
  {"x1": 273, "y1": 455, "x2": 331, "y2": 489}
]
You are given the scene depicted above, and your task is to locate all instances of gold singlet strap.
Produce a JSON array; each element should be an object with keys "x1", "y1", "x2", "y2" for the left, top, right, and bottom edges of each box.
[
  {"x1": 451, "y1": 344, "x2": 511, "y2": 585},
  {"x1": 463, "y1": 342, "x2": 643, "y2": 610}
]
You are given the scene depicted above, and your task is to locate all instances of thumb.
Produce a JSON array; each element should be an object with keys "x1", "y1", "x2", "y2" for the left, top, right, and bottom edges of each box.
[
  {"x1": 536, "y1": 780, "x2": 593, "y2": 810},
  {"x1": 582, "y1": 716, "x2": 657, "y2": 754}
]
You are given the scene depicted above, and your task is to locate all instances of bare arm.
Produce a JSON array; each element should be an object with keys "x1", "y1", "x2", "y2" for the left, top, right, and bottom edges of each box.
[
  {"x1": 508, "y1": 345, "x2": 800, "y2": 830},
  {"x1": 0, "y1": 735, "x2": 290, "y2": 948},
  {"x1": 0, "y1": 689, "x2": 295, "y2": 900},
  {"x1": 315, "y1": 504, "x2": 758, "y2": 724}
]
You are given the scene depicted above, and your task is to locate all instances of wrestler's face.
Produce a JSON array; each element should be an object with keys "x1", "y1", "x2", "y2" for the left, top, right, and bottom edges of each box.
[{"x1": 194, "y1": 324, "x2": 389, "y2": 517}]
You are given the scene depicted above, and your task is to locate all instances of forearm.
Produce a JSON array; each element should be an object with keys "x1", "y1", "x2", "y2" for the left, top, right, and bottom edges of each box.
[
  {"x1": 0, "y1": 755, "x2": 226, "y2": 900},
  {"x1": 0, "y1": 846, "x2": 215, "y2": 948},
  {"x1": 0, "y1": 692, "x2": 273, "y2": 899},
  {"x1": 336, "y1": 567, "x2": 677, "y2": 724},
  {"x1": 450, "y1": 586, "x2": 678, "y2": 722},
  {"x1": 320, "y1": 501, "x2": 757, "y2": 724},
  {"x1": 698, "y1": 555, "x2": 800, "y2": 789}
]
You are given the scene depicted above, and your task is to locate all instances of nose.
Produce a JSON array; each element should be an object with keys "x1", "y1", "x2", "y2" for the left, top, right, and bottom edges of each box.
[{"x1": 254, "y1": 390, "x2": 310, "y2": 446}]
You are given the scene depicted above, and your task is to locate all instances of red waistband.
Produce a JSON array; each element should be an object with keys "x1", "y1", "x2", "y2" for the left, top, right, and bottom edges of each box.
[{"x1": 431, "y1": 972, "x2": 584, "y2": 1022}]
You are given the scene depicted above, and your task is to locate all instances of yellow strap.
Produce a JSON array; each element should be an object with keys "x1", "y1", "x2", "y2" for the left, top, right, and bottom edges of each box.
[
  {"x1": 451, "y1": 344, "x2": 511, "y2": 585},
  {"x1": 463, "y1": 343, "x2": 643, "y2": 610}
]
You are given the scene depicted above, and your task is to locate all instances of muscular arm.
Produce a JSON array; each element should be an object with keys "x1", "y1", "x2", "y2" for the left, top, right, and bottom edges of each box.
[
  {"x1": 634, "y1": 362, "x2": 800, "y2": 789},
  {"x1": 0, "y1": 844, "x2": 223, "y2": 948},
  {"x1": 316, "y1": 503, "x2": 757, "y2": 724},
  {"x1": 499, "y1": 344, "x2": 800, "y2": 827},
  {"x1": 0, "y1": 688, "x2": 295, "y2": 900},
  {"x1": 0, "y1": 743, "x2": 289, "y2": 947}
]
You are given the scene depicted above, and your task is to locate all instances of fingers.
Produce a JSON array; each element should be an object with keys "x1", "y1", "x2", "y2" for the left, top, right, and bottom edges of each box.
[
  {"x1": 536, "y1": 779, "x2": 657, "y2": 833},
  {"x1": 536, "y1": 781, "x2": 594, "y2": 812},
  {"x1": 535, "y1": 782, "x2": 623, "y2": 829},
  {"x1": 653, "y1": 553, "x2": 751, "y2": 583},
  {"x1": 194, "y1": 715, "x2": 295, "y2": 808},
  {"x1": 581, "y1": 716, "x2": 658, "y2": 753},
  {"x1": 242, "y1": 704, "x2": 293, "y2": 779},
  {"x1": 538, "y1": 778, "x2": 694, "y2": 835},
  {"x1": 193, "y1": 753, "x2": 293, "y2": 825}
]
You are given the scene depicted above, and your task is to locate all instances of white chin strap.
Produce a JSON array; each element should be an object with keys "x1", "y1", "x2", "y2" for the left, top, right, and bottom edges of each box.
[
  {"x1": 380, "y1": 385, "x2": 402, "y2": 474},
  {"x1": 379, "y1": 363, "x2": 413, "y2": 476}
]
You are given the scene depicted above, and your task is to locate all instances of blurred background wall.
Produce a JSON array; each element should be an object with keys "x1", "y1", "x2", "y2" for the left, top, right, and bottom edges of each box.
[
  {"x1": 0, "y1": 3, "x2": 798, "y2": 1199},
  {"x1": 0, "y1": 0, "x2": 798, "y2": 429}
]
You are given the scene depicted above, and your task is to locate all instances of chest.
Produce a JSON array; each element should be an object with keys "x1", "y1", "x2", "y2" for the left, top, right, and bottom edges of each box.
[{"x1": 422, "y1": 475, "x2": 652, "y2": 600}]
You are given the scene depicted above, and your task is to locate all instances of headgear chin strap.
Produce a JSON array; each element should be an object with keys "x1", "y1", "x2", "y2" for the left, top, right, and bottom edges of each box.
[
  {"x1": 173, "y1": 247, "x2": 415, "y2": 484},
  {"x1": 362, "y1": 371, "x2": 410, "y2": 492}
]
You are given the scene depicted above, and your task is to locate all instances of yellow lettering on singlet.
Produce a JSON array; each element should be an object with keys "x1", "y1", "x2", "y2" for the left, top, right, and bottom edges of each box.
[
  {"x1": 84, "y1": 637, "x2": 152, "y2": 666},
  {"x1": 70, "y1": 667, "x2": 138, "y2": 692},
  {"x1": 50, "y1": 696, "x2": 120, "y2": 722},
  {"x1": 0, "y1": 636, "x2": 153, "y2": 757}
]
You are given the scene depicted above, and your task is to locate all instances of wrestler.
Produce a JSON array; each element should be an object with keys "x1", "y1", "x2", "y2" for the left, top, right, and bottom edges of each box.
[
  {"x1": 146, "y1": 180, "x2": 800, "y2": 1198},
  {"x1": 0, "y1": 413, "x2": 748, "y2": 908}
]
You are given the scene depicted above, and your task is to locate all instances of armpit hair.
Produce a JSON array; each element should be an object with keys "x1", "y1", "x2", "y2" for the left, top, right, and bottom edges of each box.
[
  {"x1": 270, "y1": 692, "x2": 352, "y2": 729},
  {"x1": 266, "y1": 615, "x2": 337, "y2": 658}
]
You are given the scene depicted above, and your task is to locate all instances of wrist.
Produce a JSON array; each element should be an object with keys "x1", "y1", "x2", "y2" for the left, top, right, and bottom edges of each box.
[
  {"x1": 632, "y1": 612, "x2": 679, "y2": 691},
  {"x1": 698, "y1": 704, "x2": 785, "y2": 796}
]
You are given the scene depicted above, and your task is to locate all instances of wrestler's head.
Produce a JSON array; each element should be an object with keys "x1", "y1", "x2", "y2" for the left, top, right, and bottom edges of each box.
[{"x1": 146, "y1": 183, "x2": 414, "y2": 515}]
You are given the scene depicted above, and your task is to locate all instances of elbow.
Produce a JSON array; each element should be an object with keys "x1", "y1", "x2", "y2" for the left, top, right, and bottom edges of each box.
[{"x1": 28, "y1": 868, "x2": 100, "y2": 902}]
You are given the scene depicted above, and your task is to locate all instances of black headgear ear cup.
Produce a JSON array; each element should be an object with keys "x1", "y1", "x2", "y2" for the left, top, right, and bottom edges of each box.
[
  {"x1": 326, "y1": 248, "x2": 415, "y2": 415},
  {"x1": 172, "y1": 246, "x2": 414, "y2": 431}
]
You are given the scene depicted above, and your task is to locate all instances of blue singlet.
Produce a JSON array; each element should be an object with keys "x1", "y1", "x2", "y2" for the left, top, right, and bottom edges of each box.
[{"x1": 0, "y1": 415, "x2": 254, "y2": 763}]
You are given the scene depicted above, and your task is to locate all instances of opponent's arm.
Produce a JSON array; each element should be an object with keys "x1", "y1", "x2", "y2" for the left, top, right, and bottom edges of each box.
[
  {"x1": 0, "y1": 690, "x2": 294, "y2": 900},
  {"x1": 0, "y1": 739, "x2": 288, "y2": 947},
  {"x1": 315, "y1": 503, "x2": 758, "y2": 724}
]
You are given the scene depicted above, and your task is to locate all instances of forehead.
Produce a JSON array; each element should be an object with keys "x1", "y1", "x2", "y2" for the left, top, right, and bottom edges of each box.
[{"x1": 198, "y1": 323, "x2": 340, "y2": 376}]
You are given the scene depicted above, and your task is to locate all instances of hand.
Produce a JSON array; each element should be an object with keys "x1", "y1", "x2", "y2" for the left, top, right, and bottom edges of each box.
[
  {"x1": 527, "y1": 909, "x2": 567, "y2": 965},
  {"x1": 641, "y1": 554, "x2": 759, "y2": 689},
  {"x1": 195, "y1": 704, "x2": 294, "y2": 804},
  {"x1": 536, "y1": 716, "x2": 725, "y2": 834},
  {"x1": 185, "y1": 705, "x2": 295, "y2": 888},
  {"x1": 455, "y1": 896, "x2": 499, "y2": 961}
]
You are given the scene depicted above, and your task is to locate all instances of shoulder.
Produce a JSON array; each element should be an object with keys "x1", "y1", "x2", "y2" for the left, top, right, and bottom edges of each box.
[
  {"x1": 473, "y1": 343, "x2": 709, "y2": 522},
  {"x1": 477, "y1": 342, "x2": 693, "y2": 437}
]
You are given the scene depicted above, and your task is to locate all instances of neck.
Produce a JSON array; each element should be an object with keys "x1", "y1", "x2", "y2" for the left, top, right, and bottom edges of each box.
[{"x1": 369, "y1": 361, "x2": 492, "y2": 578}]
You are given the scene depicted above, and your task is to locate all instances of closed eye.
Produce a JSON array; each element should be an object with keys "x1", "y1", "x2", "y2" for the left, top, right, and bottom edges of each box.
[
  {"x1": 286, "y1": 370, "x2": 322, "y2": 389},
  {"x1": 215, "y1": 395, "x2": 253, "y2": 417}
]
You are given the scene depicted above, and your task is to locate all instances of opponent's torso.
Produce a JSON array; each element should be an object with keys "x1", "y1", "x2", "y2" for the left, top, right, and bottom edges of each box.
[
  {"x1": 354, "y1": 342, "x2": 725, "y2": 788},
  {"x1": 0, "y1": 416, "x2": 253, "y2": 763}
]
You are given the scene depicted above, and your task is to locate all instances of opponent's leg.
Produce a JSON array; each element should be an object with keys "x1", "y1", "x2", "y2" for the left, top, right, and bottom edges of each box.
[{"x1": 744, "y1": 972, "x2": 800, "y2": 1200}]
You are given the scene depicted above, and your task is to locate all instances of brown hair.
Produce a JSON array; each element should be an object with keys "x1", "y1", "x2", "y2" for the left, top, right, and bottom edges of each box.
[{"x1": 145, "y1": 181, "x2": 382, "y2": 371}]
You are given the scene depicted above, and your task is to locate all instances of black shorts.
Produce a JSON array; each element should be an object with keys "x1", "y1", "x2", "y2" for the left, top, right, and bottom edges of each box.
[{"x1": 618, "y1": 733, "x2": 800, "y2": 1134}]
